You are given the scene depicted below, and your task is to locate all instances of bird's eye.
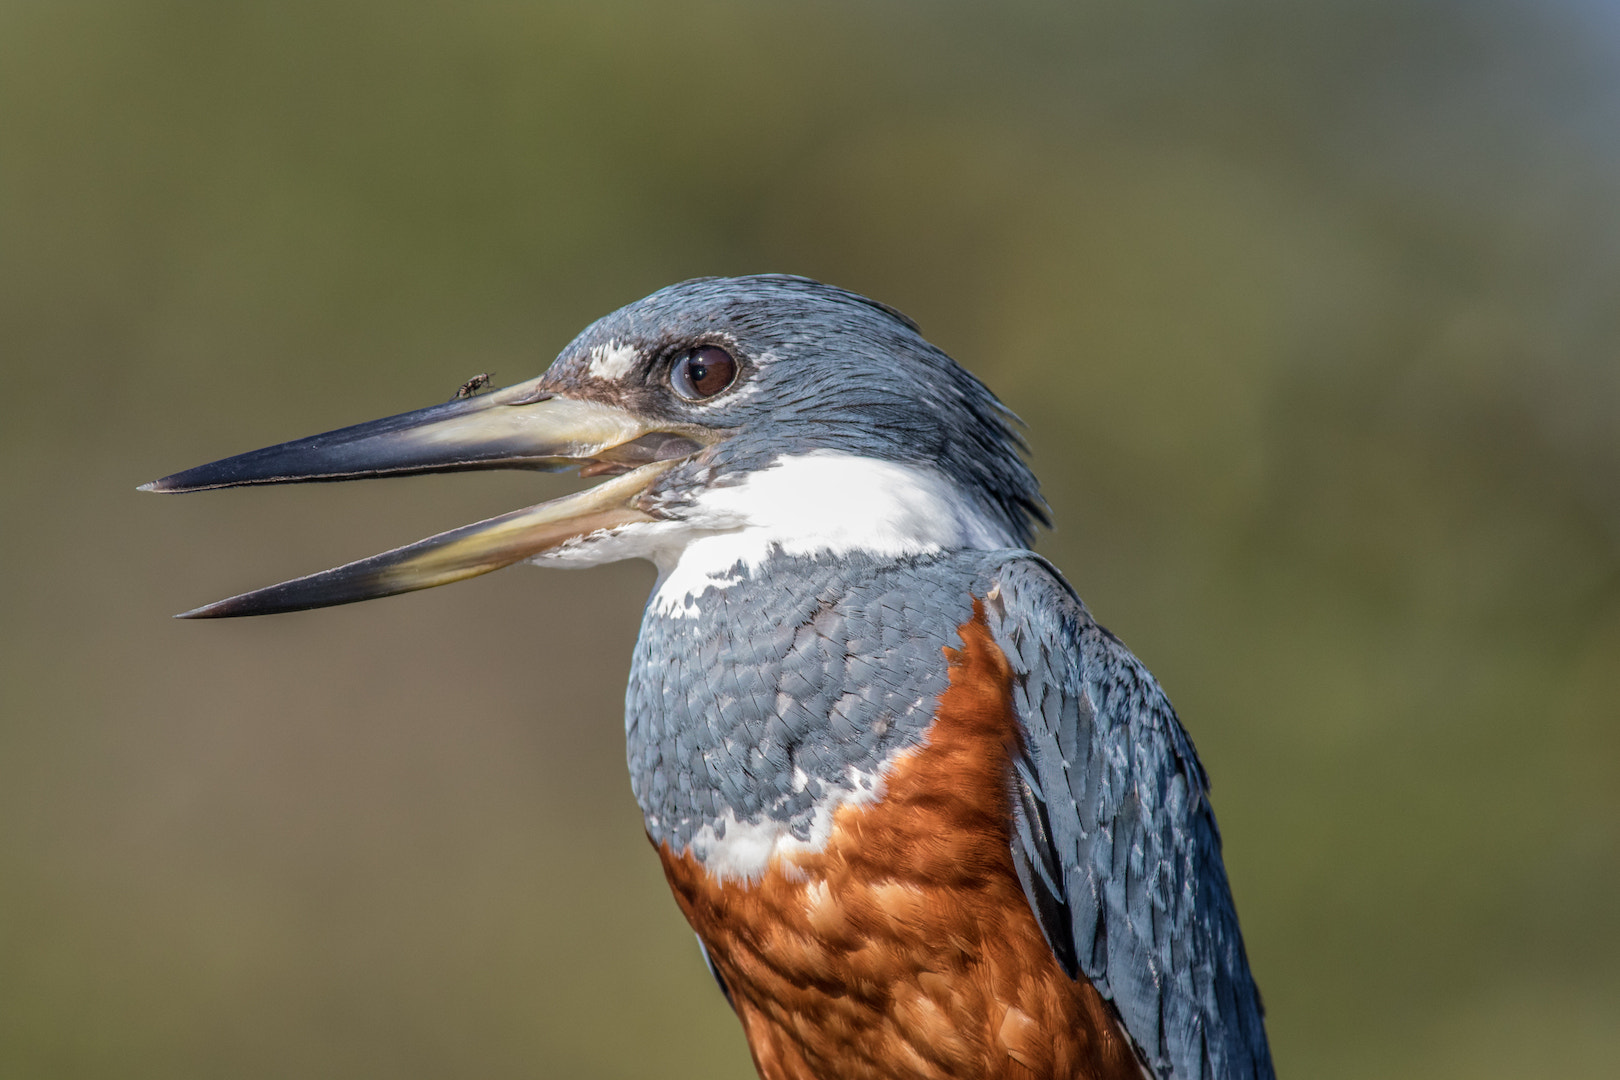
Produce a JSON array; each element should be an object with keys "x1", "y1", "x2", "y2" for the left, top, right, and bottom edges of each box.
[{"x1": 669, "y1": 346, "x2": 737, "y2": 401}]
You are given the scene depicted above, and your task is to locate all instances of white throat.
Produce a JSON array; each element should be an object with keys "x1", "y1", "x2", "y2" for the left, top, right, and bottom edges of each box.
[{"x1": 531, "y1": 450, "x2": 1016, "y2": 617}]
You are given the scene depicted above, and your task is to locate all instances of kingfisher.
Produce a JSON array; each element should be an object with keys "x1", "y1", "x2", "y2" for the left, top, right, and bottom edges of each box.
[{"x1": 143, "y1": 275, "x2": 1274, "y2": 1080}]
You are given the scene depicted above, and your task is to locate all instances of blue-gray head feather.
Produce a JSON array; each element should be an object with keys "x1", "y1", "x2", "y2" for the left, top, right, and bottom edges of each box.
[{"x1": 543, "y1": 275, "x2": 1049, "y2": 546}]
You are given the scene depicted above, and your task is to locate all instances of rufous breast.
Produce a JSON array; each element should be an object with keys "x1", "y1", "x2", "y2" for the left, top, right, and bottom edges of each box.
[{"x1": 657, "y1": 600, "x2": 1146, "y2": 1080}]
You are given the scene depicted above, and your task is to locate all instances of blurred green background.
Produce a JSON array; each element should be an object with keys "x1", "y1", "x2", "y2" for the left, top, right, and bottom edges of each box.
[{"x1": 3, "y1": 1, "x2": 1618, "y2": 1076}]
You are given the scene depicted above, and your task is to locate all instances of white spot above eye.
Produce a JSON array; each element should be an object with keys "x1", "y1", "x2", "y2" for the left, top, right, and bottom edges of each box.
[{"x1": 586, "y1": 339, "x2": 640, "y2": 380}]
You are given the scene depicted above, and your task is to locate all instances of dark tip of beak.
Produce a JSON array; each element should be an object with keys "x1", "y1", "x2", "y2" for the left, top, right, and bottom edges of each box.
[{"x1": 174, "y1": 598, "x2": 271, "y2": 619}]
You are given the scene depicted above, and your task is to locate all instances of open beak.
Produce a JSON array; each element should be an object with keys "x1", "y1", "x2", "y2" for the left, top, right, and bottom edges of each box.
[{"x1": 141, "y1": 377, "x2": 702, "y2": 618}]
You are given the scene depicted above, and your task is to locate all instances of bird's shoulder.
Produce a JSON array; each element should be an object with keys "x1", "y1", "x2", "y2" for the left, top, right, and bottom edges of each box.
[
  {"x1": 974, "y1": 552, "x2": 1273, "y2": 1080},
  {"x1": 981, "y1": 553, "x2": 1209, "y2": 790}
]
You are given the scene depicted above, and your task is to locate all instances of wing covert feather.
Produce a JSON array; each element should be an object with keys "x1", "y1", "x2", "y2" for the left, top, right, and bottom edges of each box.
[{"x1": 985, "y1": 557, "x2": 1273, "y2": 1080}]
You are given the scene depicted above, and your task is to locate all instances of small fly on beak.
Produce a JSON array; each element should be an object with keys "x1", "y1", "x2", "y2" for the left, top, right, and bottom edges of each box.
[{"x1": 140, "y1": 375, "x2": 709, "y2": 618}]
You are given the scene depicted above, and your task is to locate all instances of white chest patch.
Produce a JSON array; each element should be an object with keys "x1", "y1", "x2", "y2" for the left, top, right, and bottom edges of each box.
[
  {"x1": 653, "y1": 452, "x2": 1014, "y2": 617},
  {"x1": 687, "y1": 764, "x2": 888, "y2": 883},
  {"x1": 530, "y1": 451, "x2": 1016, "y2": 607}
]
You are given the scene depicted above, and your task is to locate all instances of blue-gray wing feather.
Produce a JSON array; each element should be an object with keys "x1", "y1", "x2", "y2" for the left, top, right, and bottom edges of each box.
[{"x1": 985, "y1": 556, "x2": 1273, "y2": 1080}]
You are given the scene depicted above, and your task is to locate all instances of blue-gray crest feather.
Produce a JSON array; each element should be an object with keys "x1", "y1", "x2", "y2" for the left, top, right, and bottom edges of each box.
[{"x1": 562, "y1": 275, "x2": 1050, "y2": 546}]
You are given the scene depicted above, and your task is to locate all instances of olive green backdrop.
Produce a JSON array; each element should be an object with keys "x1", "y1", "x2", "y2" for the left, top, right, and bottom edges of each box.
[{"x1": 3, "y1": 1, "x2": 1617, "y2": 1077}]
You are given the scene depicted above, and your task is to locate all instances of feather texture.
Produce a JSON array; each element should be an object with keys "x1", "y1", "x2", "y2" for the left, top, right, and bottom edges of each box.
[{"x1": 987, "y1": 558, "x2": 1273, "y2": 1080}]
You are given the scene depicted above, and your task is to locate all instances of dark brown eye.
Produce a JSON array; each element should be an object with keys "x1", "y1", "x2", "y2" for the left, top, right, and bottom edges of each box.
[{"x1": 670, "y1": 345, "x2": 738, "y2": 401}]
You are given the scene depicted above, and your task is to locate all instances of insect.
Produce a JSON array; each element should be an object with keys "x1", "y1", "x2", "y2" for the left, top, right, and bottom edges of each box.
[{"x1": 453, "y1": 372, "x2": 494, "y2": 399}]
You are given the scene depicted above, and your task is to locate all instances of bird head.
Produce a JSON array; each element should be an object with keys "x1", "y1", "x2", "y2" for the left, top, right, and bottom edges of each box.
[{"x1": 143, "y1": 275, "x2": 1046, "y2": 617}]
